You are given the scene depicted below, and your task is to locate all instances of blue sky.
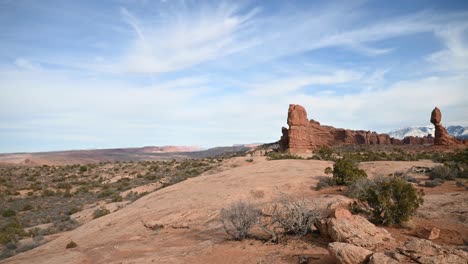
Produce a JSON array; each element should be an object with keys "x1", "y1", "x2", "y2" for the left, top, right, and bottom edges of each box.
[{"x1": 1, "y1": 0, "x2": 468, "y2": 153}]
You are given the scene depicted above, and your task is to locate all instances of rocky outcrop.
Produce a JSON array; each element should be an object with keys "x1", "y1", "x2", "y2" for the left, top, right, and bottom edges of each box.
[
  {"x1": 280, "y1": 104, "x2": 438, "y2": 153},
  {"x1": 327, "y1": 214, "x2": 394, "y2": 251},
  {"x1": 368, "y1": 252, "x2": 399, "y2": 264},
  {"x1": 328, "y1": 242, "x2": 373, "y2": 264},
  {"x1": 323, "y1": 209, "x2": 467, "y2": 264},
  {"x1": 403, "y1": 135, "x2": 434, "y2": 145},
  {"x1": 431, "y1": 107, "x2": 460, "y2": 145},
  {"x1": 398, "y1": 237, "x2": 468, "y2": 264}
]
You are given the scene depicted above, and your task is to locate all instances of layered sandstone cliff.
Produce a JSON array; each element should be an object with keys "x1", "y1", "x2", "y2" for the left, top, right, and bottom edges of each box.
[{"x1": 279, "y1": 104, "x2": 439, "y2": 153}]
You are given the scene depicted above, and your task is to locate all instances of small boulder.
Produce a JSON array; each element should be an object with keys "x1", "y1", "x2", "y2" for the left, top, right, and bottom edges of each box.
[
  {"x1": 331, "y1": 208, "x2": 352, "y2": 219},
  {"x1": 368, "y1": 252, "x2": 399, "y2": 264},
  {"x1": 314, "y1": 218, "x2": 329, "y2": 238},
  {"x1": 328, "y1": 242, "x2": 372, "y2": 264},
  {"x1": 327, "y1": 215, "x2": 394, "y2": 250},
  {"x1": 418, "y1": 227, "x2": 440, "y2": 240}
]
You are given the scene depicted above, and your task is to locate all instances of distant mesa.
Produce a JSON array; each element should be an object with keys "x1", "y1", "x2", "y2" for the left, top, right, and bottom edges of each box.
[
  {"x1": 279, "y1": 104, "x2": 464, "y2": 154},
  {"x1": 140, "y1": 146, "x2": 202, "y2": 153}
]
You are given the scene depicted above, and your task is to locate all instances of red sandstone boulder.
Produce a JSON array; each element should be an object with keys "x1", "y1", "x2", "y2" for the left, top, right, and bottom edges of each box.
[
  {"x1": 287, "y1": 104, "x2": 309, "y2": 126},
  {"x1": 328, "y1": 242, "x2": 372, "y2": 264},
  {"x1": 431, "y1": 107, "x2": 442, "y2": 124}
]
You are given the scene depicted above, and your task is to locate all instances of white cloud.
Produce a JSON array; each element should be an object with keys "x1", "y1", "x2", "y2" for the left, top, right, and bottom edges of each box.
[
  {"x1": 122, "y1": 3, "x2": 259, "y2": 73},
  {"x1": 14, "y1": 58, "x2": 40, "y2": 71},
  {"x1": 246, "y1": 70, "x2": 363, "y2": 96},
  {"x1": 427, "y1": 24, "x2": 468, "y2": 72}
]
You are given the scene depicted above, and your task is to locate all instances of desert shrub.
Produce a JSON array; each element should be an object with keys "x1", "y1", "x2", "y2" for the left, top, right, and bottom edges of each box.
[
  {"x1": 311, "y1": 146, "x2": 335, "y2": 161},
  {"x1": 21, "y1": 204, "x2": 34, "y2": 211},
  {"x1": 429, "y1": 165, "x2": 458, "y2": 181},
  {"x1": 266, "y1": 152, "x2": 302, "y2": 160},
  {"x1": 315, "y1": 176, "x2": 336, "y2": 190},
  {"x1": 0, "y1": 218, "x2": 26, "y2": 244},
  {"x1": 346, "y1": 177, "x2": 377, "y2": 200},
  {"x1": 402, "y1": 175, "x2": 418, "y2": 183},
  {"x1": 79, "y1": 166, "x2": 87, "y2": 172},
  {"x1": 354, "y1": 177, "x2": 424, "y2": 225},
  {"x1": 329, "y1": 158, "x2": 367, "y2": 186},
  {"x1": 245, "y1": 159, "x2": 254, "y2": 162},
  {"x1": 66, "y1": 241, "x2": 77, "y2": 249},
  {"x1": 92, "y1": 208, "x2": 110, "y2": 219},
  {"x1": 455, "y1": 180, "x2": 464, "y2": 187},
  {"x1": 97, "y1": 189, "x2": 114, "y2": 198},
  {"x1": 68, "y1": 206, "x2": 82, "y2": 215},
  {"x1": 110, "y1": 194, "x2": 123, "y2": 202},
  {"x1": 1, "y1": 209, "x2": 16, "y2": 217},
  {"x1": 220, "y1": 201, "x2": 259, "y2": 240},
  {"x1": 269, "y1": 197, "x2": 320, "y2": 237},
  {"x1": 41, "y1": 189, "x2": 55, "y2": 197},
  {"x1": 424, "y1": 179, "x2": 443, "y2": 188}
]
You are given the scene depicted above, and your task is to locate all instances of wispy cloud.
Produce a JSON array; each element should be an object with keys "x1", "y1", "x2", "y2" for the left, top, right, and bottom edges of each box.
[{"x1": 121, "y1": 2, "x2": 260, "y2": 73}]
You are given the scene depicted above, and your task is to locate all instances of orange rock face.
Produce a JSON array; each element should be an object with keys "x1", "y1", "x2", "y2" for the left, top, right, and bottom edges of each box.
[
  {"x1": 430, "y1": 107, "x2": 460, "y2": 145},
  {"x1": 279, "y1": 104, "x2": 441, "y2": 153}
]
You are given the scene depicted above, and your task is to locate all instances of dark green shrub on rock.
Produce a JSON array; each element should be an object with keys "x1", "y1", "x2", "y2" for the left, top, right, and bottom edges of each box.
[
  {"x1": 329, "y1": 158, "x2": 367, "y2": 186},
  {"x1": 360, "y1": 177, "x2": 424, "y2": 225}
]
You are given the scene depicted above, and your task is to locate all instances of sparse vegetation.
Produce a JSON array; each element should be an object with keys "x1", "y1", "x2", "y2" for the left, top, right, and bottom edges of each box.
[
  {"x1": 348, "y1": 177, "x2": 424, "y2": 225},
  {"x1": 268, "y1": 196, "x2": 320, "y2": 237},
  {"x1": 429, "y1": 165, "x2": 458, "y2": 181},
  {"x1": 92, "y1": 207, "x2": 110, "y2": 219},
  {"x1": 65, "y1": 241, "x2": 77, "y2": 249},
  {"x1": 328, "y1": 158, "x2": 367, "y2": 186},
  {"x1": 221, "y1": 196, "x2": 321, "y2": 242},
  {"x1": 266, "y1": 152, "x2": 302, "y2": 160},
  {"x1": 220, "y1": 201, "x2": 259, "y2": 240},
  {"x1": 0, "y1": 157, "x2": 223, "y2": 260}
]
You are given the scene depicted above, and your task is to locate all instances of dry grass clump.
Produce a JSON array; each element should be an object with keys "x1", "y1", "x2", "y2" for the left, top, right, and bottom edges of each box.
[{"x1": 220, "y1": 196, "x2": 321, "y2": 242}]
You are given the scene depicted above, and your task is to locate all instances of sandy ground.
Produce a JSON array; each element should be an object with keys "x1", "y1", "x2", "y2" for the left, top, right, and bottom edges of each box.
[{"x1": 2, "y1": 157, "x2": 466, "y2": 264}]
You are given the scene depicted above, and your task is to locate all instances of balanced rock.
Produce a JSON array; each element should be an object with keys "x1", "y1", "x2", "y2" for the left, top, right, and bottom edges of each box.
[
  {"x1": 328, "y1": 242, "x2": 373, "y2": 264},
  {"x1": 431, "y1": 107, "x2": 459, "y2": 145}
]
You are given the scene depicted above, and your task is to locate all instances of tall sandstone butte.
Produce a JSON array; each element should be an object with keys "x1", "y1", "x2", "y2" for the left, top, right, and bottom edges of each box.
[{"x1": 279, "y1": 104, "x2": 438, "y2": 154}]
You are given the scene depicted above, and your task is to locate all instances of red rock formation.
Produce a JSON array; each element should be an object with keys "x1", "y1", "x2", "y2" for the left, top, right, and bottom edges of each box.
[
  {"x1": 431, "y1": 107, "x2": 460, "y2": 145},
  {"x1": 403, "y1": 135, "x2": 434, "y2": 145},
  {"x1": 280, "y1": 104, "x2": 445, "y2": 153}
]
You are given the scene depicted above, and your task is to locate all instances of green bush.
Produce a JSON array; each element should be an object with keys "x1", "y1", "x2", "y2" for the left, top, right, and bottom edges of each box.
[
  {"x1": 92, "y1": 208, "x2": 110, "y2": 219},
  {"x1": 1, "y1": 209, "x2": 16, "y2": 217},
  {"x1": 66, "y1": 241, "x2": 77, "y2": 249},
  {"x1": 266, "y1": 152, "x2": 302, "y2": 160},
  {"x1": 21, "y1": 204, "x2": 34, "y2": 211},
  {"x1": 315, "y1": 176, "x2": 336, "y2": 190},
  {"x1": 311, "y1": 146, "x2": 335, "y2": 161},
  {"x1": 424, "y1": 179, "x2": 443, "y2": 188},
  {"x1": 0, "y1": 218, "x2": 26, "y2": 244},
  {"x1": 357, "y1": 177, "x2": 424, "y2": 225},
  {"x1": 329, "y1": 158, "x2": 367, "y2": 186}
]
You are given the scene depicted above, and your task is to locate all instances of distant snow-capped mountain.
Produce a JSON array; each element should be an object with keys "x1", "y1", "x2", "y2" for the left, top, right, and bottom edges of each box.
[{"x1": 388, "y1": 126, "x2": 468, "y2": 140}]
